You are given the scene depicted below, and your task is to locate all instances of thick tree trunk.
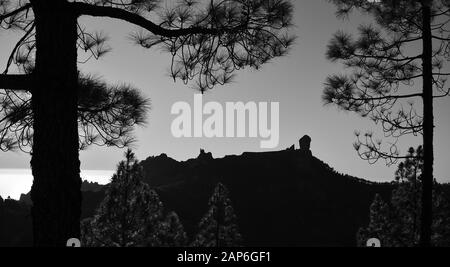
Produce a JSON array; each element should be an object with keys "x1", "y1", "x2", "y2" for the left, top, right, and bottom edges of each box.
[
  {"x1": 420, "y1": 1, "x2": 434, "y2": 247},
  {"x1": 30, "y1": 0, "x2": 81, "y2": 246}
]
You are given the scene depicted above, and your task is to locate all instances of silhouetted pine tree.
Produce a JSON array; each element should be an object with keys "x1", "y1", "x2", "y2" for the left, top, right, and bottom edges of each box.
[
  {"x1": 358, "y1": 147, "x2": 450, "y2": 247},
  {"x1": 152, "y1": 212, "x2": 188, "y2": 247},
  {"x1": 80, "y1": 218, "x2": 96, "y2": 247},
  {"x1": 191, "y1": 183, "x2": 243, "y2": 247},
  {"x1": 0, "y1": 0, "x2": 294, "y2": 246},
  {"x1": 357, "y1": 194, "x2": 394, "y2": 247},
  {"x1": 82, "y1": 149, "x2": 163, "y2": 247},
  {"x1": 324, "y1": 0, "x2": 450, "y2": 246}
]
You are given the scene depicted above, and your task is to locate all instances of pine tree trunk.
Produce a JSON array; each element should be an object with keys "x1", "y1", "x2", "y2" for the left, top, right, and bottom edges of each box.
[
  {"x1": 30, "y1": 0, "x2": 81, "y2": 247},
  {"x1": 420, "y1": 0, "x2": 434, "y2": 248}
]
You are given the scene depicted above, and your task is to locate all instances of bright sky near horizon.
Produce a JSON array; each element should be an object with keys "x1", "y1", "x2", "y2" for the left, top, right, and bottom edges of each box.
[
  {"x1": 1, "y1": 0, "x2": 450, "y2": 199},
  {"x1": 0, "y1": 169, "x2": 114, "y2": 200}
]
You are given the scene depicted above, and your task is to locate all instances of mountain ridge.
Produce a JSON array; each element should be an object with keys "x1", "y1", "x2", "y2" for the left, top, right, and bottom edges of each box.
[
  {"x1": 2, "y1": 139, "x2": 398, "y2": 246},
  {"x1": 140, "y1": 142, "x2": 393, "y2": 246}
]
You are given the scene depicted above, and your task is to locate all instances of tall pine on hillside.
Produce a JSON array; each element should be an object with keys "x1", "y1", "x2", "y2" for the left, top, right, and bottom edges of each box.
[
  {"x1": 357, "y1": 194, "x2": 394, "y2": 247},
  {"x1": 191, "y1": 183, "x2": 243, "y2": 247},
  {"x1": 152, "y1": 212, "x2": 188, "y2": 247},
  {"x1": 82, "y1": 149, "x2": 163, "y2": 247},
  {"x1": 357, "y1": 147, "x2": 450, "y2": 247}
]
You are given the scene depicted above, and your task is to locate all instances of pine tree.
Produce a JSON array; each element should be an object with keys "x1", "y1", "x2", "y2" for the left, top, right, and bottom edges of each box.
[
  {"x1": 82, "y1": 149, "x2": 164, "y2": 247},
  {"x1": 152, "y1": 212, "x2": 188, "y2": 247},
  {"x1": 358, "y1": 147, "x2": 450, "y2": 247},
  {"x1": 0, "y1": 0, "x2": 294, "y2": 246},
  {"x1": 324, "y1": 0, "x2": 450, "y2": 246},
  {"x1": 357, "y1": 194, "x2": 393, "y2": 247},
  {"x1": 191, "y1": 183, "x2": 243, "y2": 247},
  {"x1": 80, "y1": 218, "x2": 95, "y2": 247}
]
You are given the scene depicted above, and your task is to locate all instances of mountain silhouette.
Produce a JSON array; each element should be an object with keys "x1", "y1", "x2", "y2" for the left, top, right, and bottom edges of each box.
[
  {"x1": 19, "y1": 180, "x2": 105, "y2": 206},
  {"x1": 6, "y1": 138, "x2": 444, "y2": 246},
  {"x1": 140, "y1": 140, "x2": 393, "y2": 246},
  {"x1": 2, "y1": 181, "x2": 106, "y2": 246}
]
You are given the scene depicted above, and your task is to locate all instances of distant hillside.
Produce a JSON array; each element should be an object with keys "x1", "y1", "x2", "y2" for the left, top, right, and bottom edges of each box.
[
  {"x1": 0, "y1": 197, "x2": 32, "y2": 247},
  {"x1": 6, "y1": 141, "x2": 438, "y2": 247},
  {"x1": 140, "y1": 145, "x2": 393, "y2": 247},
  {"x1": 2, "y1": 181, "x2": 106, "y2": 246},
  {"x1": 19, "y1": 180, "x2": 105, "y2": 206}
]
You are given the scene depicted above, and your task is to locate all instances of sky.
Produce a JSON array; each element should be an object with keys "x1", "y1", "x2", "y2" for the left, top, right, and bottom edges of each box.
[
  {"x1": 1, "y1": 0, "x2": 450, "y2": 198},
  {"x1": 0, "y1": 169, "x2": 114, "y2": 200}
]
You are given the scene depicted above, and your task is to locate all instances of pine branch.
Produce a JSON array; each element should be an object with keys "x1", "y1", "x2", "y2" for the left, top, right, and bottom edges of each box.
[
  {"x1": 0, "y1": 4, "x2": 32, "y2": 23},
  {"x1": 71, "y1": 2, "x2": 240, "y2": 38},
  {"x1": 431, "y1": 35, "x2": 450, "y2": 41},
  {"x1": 4, "y1": 23, "x2": 35, "y2": 74}
]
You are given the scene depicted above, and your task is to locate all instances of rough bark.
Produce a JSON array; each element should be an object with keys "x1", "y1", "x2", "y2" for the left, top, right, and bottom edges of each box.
[
  {"x1": 30, "y1": 0, "x2": 81, "y2": 247},
  {"x1": 420, "y1": 0, "x2": 434, "y2": 247}
]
